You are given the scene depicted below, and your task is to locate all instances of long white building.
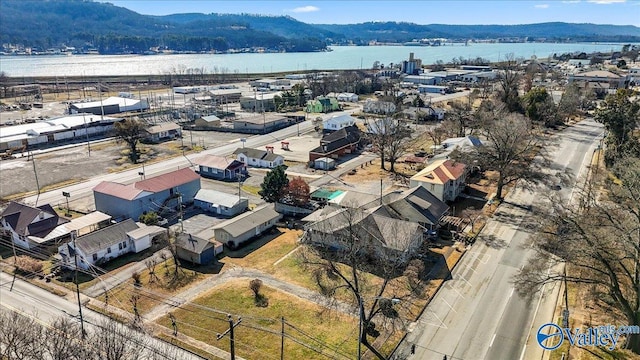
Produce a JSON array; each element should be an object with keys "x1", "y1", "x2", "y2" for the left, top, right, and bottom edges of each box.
[{"x1": 0, "y1": 114, "x2": 122, "y2": 151}]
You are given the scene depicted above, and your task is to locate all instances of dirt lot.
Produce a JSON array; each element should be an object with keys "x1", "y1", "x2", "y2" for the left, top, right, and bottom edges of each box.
[{"x1": 0, "y1": 130, "x2": 245, "y2": 201}]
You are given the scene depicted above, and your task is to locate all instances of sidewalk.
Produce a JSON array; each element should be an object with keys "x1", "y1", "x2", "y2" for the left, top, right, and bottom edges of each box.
[
  {"x1": 84, "y1": 248, "x2": 171, "y2": 297},
  {"x1": 145, "y1": 265, "x2": 355, "y2": 321}
]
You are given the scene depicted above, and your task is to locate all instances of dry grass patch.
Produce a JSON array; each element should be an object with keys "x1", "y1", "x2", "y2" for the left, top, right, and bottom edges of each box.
[
  {"x1": 97, "y1": 258, "x2": 203, "y2": 315},
  {"x1": 156, "y1": 279, "x2": 360, "y2": 360},
  {"x1": 221, "y1": 228, "x2": 301, "y2": 271}
]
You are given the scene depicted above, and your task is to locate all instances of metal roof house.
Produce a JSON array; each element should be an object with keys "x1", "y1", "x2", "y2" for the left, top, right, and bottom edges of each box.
[
  {"x1": 213, "y1": 204, "x2": 282, "y2": 249},
  {"x1": 58, "y1": 219, "x2": 164, "y2": 270},
  {"x1": 194, "y1": 189, "x2": 248, "y2": 217},
  {"x1": 93, "y1": 168, "x2": 201, "y2": 221},
  {"x1": 194, "y1": 154, "x2": 246, "y2": 181},
  {"x1": 233, "y1": 147, "x2": 284, "y2": 169},
  {"x1": 175, "y1": 233, "x2": 222, "y2": 265},
  {"x1": 143, "y1": 123, "x2": 182, "y2": 143}
]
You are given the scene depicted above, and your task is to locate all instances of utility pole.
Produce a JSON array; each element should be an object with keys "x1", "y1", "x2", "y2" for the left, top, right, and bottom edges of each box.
[
  {"x1": 31, "y1": 151, "x2": 41, "y2": 206},
  {"x1": 280, "y1": 316, "x2": 285, "y2": 360},
  {"x1": 217, "y1": 315, "x2": 241, "y2": 360},
  {"x1": 178, "y1": 194, "x2": 184, "y2": 233},
  {"x1": 71, "y1": 231, "x2": 86, "y2": 339}
]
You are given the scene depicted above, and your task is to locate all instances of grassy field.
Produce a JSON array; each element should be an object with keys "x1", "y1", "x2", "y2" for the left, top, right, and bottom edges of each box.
[
  {"x1": 96, "y1": 258, "x2": 206, "y2": 315},
  {"x1": 156, "y1": 279, "x2": 361, "y2": 360}
]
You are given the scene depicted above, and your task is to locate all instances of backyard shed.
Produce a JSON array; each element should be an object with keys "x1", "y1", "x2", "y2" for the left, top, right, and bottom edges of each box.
[{"x1": 175, "y1": 233, "x2": 221, "y2": 265}]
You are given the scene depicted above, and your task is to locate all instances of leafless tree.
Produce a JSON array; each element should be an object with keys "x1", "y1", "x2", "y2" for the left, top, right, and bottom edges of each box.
[
  {"x1": 459, "y1": 207, "x2": 485, "y2": 234},
  {"x1": 443, "y1": 101, "x2": 475, "y2": 137},
  {"x1": 496, "y1": 53, "x2": 524, "y2": 113},
  {"x1": 144, "y1": 259, "x2": 159, "y2": 284},
  {"x1": 515, "y1": 157, "x2": 640, "y2": 353},
  {"x1": 91, "y1": 318, "x2": 146, "y2": 360},
  {"x1": 0, "y1": 310, "x2": 43, "y2": 360},
  {"x1": 44, "y1": 317, "x2": 89, "y2": 360},
  {"x1": 425, "y1": 126, "x2": 447, "y2": 152},
  {"x1": 299, "y1": 206, "x2": 426, "y2": 359},
  {"x1": 366, "y1": 117, "x2": 412, "y2": 173},
  {"x1": 458, "y1": 108, "x2": 548, "y2": 200}
]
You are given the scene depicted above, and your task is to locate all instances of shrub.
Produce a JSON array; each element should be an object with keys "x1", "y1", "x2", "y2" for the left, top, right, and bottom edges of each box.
[{"x1": 14, "y1": 256, "x2": 43, "y2": 275}]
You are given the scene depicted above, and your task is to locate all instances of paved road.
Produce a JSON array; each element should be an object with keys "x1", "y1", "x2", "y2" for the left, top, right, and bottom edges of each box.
[
  {"x1": 22, "y1": 119, "x2": 319, "y2": 207},
  {"x1": 0, "y1": 271, "x2": 206, "y2": 360},
  {"x1": 397, "y1": 119, "x2": 604, "y2": 360}
]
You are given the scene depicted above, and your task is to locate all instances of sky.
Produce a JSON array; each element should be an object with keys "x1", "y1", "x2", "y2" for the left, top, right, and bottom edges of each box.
[{"x1": 105, "y1": 0, "x2": 640, "y2": 26}]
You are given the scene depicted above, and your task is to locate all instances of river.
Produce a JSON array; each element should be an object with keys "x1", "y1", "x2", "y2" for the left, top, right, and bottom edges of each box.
[{"x1": 0, "y1": 43, "x2": 625, "y2": 77}]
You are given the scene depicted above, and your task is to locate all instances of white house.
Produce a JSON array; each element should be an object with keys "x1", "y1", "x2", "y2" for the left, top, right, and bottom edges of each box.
[
  {"x1": 337, "y1": 93, "x2": 359, "y2": 102},
  {"x1": 409, "y1": 159, "x2": 467, "y2": 202},
  {"x1": 0, "y1": 201, "x2": 69, "y2": 250},
  {"x1": 58, "y1": 219, "x2": 164, "y2": 270},
  {"x1": 323, "y1": 113, "x2": 356, "y2": 132},
  {"x1": 233, "y1": 147, "x2": 284, "y2": 168}
]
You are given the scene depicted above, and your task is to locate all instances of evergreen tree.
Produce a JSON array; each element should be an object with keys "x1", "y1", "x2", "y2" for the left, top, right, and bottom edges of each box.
[{"x1": 259, "y1": 165, "x2": 289, "y2": 203}]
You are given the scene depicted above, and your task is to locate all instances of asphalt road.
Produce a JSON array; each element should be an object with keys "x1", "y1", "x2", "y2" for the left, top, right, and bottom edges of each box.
[
  {"x1": 0, "y1": 271, "x2": 207, "y2": 360},
  {"x1": 22, "y1": 118, "x2": 319, "y2": 208},
  {"x1": 398, "y1": 119, "x2": 604, "y2": 360}
]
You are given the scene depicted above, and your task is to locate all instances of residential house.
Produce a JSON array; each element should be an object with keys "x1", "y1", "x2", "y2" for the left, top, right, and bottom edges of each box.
[
  {"x1": 322, "y1": 113, "x2": 356, "y2": 132},
  {"x1": 233, "y1": 114, "x2": 290, "y2": 133},
  {"x1": 367, "y1": 186, "x2": 449, "y2": 229},
  {"x1": 194, "y1": 115, "x2": 221, "y2": 129},
  {"x1": 143, "y1": 123, "x2": 182, "y2": 143},
  {"x1": 337, "y1": 93, "x2": 359, "y2": 102},
  {"x1": 302, "y1": 209, "x2": 425, "y2": 266},
  {"x1": 402, "y1": 106, "x2": 445, "y2": 122},
  {"x1": 306, "y1": 96, "x2": 340, "y2": 113},
  {"x1": 213, "y1": 204, "x2": 282, "y2": 249},
  {"x1": 194, "y1": 154, "x2": 246, "y2": 181},
  {"x1": 410, "y1": 159, "x2": 467, "y2": 202},
  {"x1": 309, "y1": 125, "x2": 361, "y2": 162},
  {"x1": 436, "y1": 136, "x2": 483, "y2": 159},
  {"x1": 0, "y1": 201, "x2": 69, "y2": 250},
  {"x1": 233, "y1": 147, "x2": 284, "y2": 168},
  {"x1": 58, "y1": 219, "x2": 164, "y2": 270},
  {"x1": 363, "y1": 99, "x2": 396, "y2": 115},
  {"x1": 568, "y1": 70, "x2": 626, "y2": 91},
  {"x1": 93, "y1": 168, "x2": 201, "y2": 221},
  {"x1": 194, "y1": 189, "x2": 248, "y2": 217},
  {"x1": 175, "y1": 233, "x2": 222, "y2": 265}
]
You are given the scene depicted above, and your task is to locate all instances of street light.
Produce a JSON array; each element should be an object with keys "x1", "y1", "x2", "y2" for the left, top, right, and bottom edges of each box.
[{"x1": 358, "y1": 296, "x2": 401, "y2": 360}]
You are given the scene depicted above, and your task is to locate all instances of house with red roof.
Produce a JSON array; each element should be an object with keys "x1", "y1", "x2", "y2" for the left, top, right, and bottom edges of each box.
[
  {"x1": 93, "y1": 168, "x2": 201, "y2": 222},
  {"x1": 409, "y1": 159, "x2": 467, "y2": 202}
]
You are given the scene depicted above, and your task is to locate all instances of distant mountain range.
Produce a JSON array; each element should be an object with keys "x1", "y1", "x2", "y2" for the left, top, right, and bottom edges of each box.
[{"x1": 1, "y1": 0, "x2": 639, "y2": 55}]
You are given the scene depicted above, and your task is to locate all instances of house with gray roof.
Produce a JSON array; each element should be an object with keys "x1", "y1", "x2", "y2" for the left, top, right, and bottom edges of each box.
[
  {"x1": 367, "y1": 186, "x2": 449, "y2": 229},
  {"x1": 175, "y1": 233, "x2": 223, "y2": 265},
  {"x1": 233, "y1": 147, "x2": 284, "y2": 168},
  {"x1": 213, "y1": 204, "x2": 282, "y2": 249},
  {"x1": 194, "y1": 189, "x2": 248, "y2": 217},
  {"x1": 0, "y1": 201, "x2": 69, "y2": 250},
  {"x1": 58, "y1": 219, "x2": 164, "y2": 270},
  {"x1": 302, "y1": 208, "x2": 425, "y2": 266}
]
